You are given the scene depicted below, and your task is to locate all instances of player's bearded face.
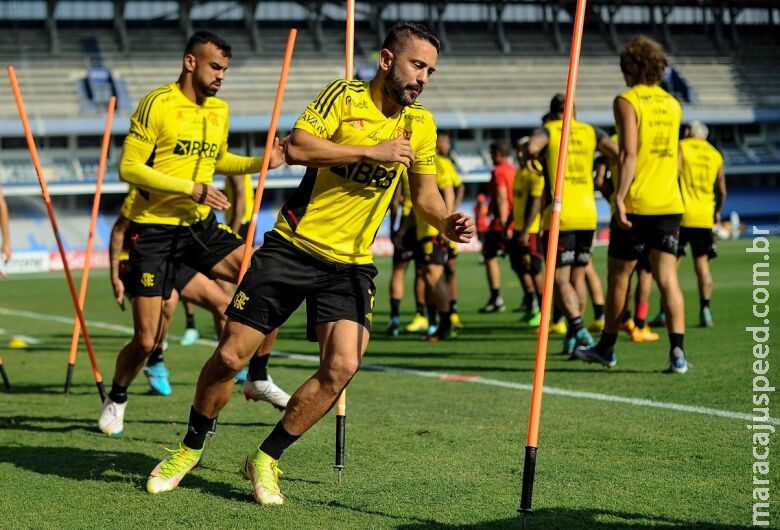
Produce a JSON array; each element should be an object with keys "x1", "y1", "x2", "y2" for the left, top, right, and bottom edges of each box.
[
  {"x1": 192, "y1": 43, "x2": 229, "y2": 97},
  {"x1": 385, "y1": 62, "x2": 422, "y2": 107},
  {"x1": 383, "y1": 39, "x2": 437, "y2": 108}
]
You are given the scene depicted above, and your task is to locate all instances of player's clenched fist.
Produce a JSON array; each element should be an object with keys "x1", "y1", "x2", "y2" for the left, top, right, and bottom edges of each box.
[
  {"x1": 191, "y1": 182, "x2": 231, "y2": 210},
  {"x1": 366, "y1": 135, "x2": 415, "y2": 168},
  {"x1": 443, "y1": 212, "x2": 475, "y2": 244}
]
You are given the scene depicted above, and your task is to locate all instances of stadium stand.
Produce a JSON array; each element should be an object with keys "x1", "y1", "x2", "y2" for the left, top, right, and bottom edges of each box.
[{"x1": 0, "y1": 1, "x2": 777, "y2": 208}]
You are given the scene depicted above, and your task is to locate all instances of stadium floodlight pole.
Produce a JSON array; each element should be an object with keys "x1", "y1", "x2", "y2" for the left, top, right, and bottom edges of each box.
[
  {"x1": 7, "y1": 66, "x2": 107, "y2": 404},
  {"x1": 335, "y1": 0, "x2": 356, "y2": 487},
  {"x1": 237, "y1": 29, "x2": 297, "y2": 282},
  {"x1": 64, "y1": 96, "x2": 115, "y2": 395},
  {"x1": 0, "y1": 356, "x2": 10, "y2": 391},
  {"x1": 519, "y1": 0, "x2": 588, "y2": 521}
]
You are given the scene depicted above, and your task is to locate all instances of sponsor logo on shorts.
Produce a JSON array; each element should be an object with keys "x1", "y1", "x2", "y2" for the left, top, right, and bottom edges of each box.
[
  {"x1": 233, "y1": 290, "x2": 249, "y2": 311},
  {"x1": 366, "y1": 288, "x2": 375, "y2": 322},
  {"x1": 140, "y1": 273, "x2": 155, "y2": 287},
  {"x1": 560, "y1": 250, "x2": 575, "y2": 264}
]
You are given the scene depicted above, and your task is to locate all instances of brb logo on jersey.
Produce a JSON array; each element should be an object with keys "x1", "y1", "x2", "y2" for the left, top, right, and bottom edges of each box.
[
  {"x1": 174, "y1": 139, "x2": 219, "y2": 158},
  {"x1": 331, "y1": 162, "x2": 398, "y2": 189}
]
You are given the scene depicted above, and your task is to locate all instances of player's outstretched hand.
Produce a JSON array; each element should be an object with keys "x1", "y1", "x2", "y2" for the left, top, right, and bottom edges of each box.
[
  {"x1": 268, "y1": 136, "x2": 287, "y2": 170},
  {"x1": 443, "y1": 212, "x2": 474, "y2": 244},
  {"x1": 191, "y1": 183, "x2": 231, "y2": 211},
  {"x1": 368, "y1": 136, "x2": 415, "y2": 168}
]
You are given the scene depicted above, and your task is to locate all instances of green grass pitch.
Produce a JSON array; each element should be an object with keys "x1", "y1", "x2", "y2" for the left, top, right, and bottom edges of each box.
[{"x1": 0, "y1": 239, "x2": 775, "y2": 529}]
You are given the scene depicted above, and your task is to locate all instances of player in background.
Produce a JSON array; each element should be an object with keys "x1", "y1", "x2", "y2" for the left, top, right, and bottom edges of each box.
[
  {"x1": 109, "y1": 190, "x2": 289, "y2": 407},
  {"x1": 509, "y1": 137, "x2": 544, "y2": 326},
  {"x1": 98, "y1": 31, "x2": 287, "y2": 436},
  {"x1": 594, "y1": 136, "x2": 660, "y2": 343},
  {"x1": 387, "y1": 174, "x2": 427, "y2": 336},
  {"x1": 436, "y1": 132, "x2": 465, "y2": 330},
  {"x1": 479, "y1": 142, "x2": 515, "y2": 313},
  {"x1": 676, "y1": 120, "x2": 726, "y2": 327},
  {"x1": 525, "y1": 94, "x2": 617, "y2": 356},
  {"x1": 576, "y1": 36, "x2": 688, "y2": 373}
]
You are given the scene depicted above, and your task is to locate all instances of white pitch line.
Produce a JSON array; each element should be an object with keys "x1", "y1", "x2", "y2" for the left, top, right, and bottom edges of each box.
[{"x1": 1, "y1": 306, "x2": 776, "y2": 425}]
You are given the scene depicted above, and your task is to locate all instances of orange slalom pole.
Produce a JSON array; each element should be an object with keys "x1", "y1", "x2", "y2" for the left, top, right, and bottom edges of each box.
[
  {"x1": 64, "y1": 96, "x2": 115, "y2": 395},
  {"x1": 519, "y1": 0, "x2": 588, "y2": 516},
  {"x1": 237, "y1": 29, "x2": 297, "y2": 283},
  {"x1": 7, "y1": 66, "x2": 106, "y2": 404},
  {"x1": 335, "y1": 0, "x2": 355, "y2": 485}
]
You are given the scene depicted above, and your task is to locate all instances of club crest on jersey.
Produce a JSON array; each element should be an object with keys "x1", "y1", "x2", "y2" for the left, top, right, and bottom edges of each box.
[
  {"x1": 394, "y1": 128, "x2": 411, "y2": 140},
  {"x1": 350, "y1": 119, "x2": 365, "y2": 130},
  {"x1": 140, "y1": 273, "x2": 155, "y2": 287},
  {"x1": 174, "y1": 139, "x2": 219, "y2": 158}
]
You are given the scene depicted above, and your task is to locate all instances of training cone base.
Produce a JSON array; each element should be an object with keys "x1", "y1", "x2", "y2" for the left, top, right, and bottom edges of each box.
[{"x1": 8, "y1": 337, "x2": 29, "y2": 349}]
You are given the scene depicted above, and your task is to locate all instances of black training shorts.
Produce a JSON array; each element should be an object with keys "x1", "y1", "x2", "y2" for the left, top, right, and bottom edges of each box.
[
  {"x1": 677, "y1": 226, "x2": 717, "y2": 259},
  {"x1": 543, "y1": 230, "x2": 594, "y2": 268},
  {"x1": 608, "y1": 214, "x2": 681, "y2": 262},
  {"x1": 173, "y1": 264, "x2": 199, "y2": 294},
  {"x1": 392, "y1": 221, "x2": 418, "y2": 265},
  {"x1": 636, "y1": 245, "x2": 652, "y2": 272},
  {"x1": 225, "y1": 231, "x2": 377, "y2": 342},
  {"x1": 415, "y1": 236, "x2": 448, "y2": 266},
  {"x1": 482, "y1": 229, "x2": 506, "y2": 259},
  {"x1": 125, "y1": 212, "x2": 243, "y2": 299},
  {"x1": 509, "y1": 233, "x2": 543, "y2": 276}
]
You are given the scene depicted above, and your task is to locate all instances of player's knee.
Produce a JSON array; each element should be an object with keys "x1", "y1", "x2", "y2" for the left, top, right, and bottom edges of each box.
[
  {"x1": 320, "y1": 357, "x2": 360, "y2": 391},
  {"x1": 216, "y1": 346, "x2": 246, "y2": 373},
  {"x1": 133, "y1": 333, "x2": 159, "y2": 356}
]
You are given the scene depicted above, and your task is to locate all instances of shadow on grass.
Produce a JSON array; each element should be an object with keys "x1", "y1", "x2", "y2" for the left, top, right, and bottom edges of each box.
[
  {"x1": 0, "y1": 415, "x2": 274, "y2": 435},
  {"x1": 395, "y1": 510, "x2": 752, "y2": 529},
  {"x1": 0, "y1": 445, "x2": 250, "y2": 504}
]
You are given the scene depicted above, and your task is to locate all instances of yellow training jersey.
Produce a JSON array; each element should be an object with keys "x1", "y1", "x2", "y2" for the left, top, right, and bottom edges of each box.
[
  {"x1": 438, "y1": 156, "x2": 462, "y2": 188},
  {"x1": 274, "y1": 79, "x2": 437, "y2": 265},
  {"x1": 542, "y1": 119, "x2": 599, "y2": 231},
  {"x1": 679, "y1": 137, "x2": 723, "y2": 228},
  {"x1": 120, "y1": 83, "x2": 259, "y2": 226},
  {"x1": 513, "y1": 160, "x2": 545, "y2": 234},
  {"x1": 225, "y1": 174, "x2": 253, "y2": 225},
  {"x1": 401, "y1": 173, "x2": 413, "y2": 217},
  {"x1": 415, "y1": 165, "x2": 454, "y2": 241},
  {"x1": 618, "y1": 84, "x2": 683, "y2": 215}
]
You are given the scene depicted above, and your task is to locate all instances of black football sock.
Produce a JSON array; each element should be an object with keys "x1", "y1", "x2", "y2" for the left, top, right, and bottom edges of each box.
[
  {"x1": 146, "y1": 347, "x2": 164, "y2": 366},
  {"x1": 597, "y1": 332, "x2": 618, "y2": 352},
  {"x1": 183, "y1": 406, "x2": 217, "y2": 451},
  {"x1": 390, "y1": 298, "x2": 401, "y2": 319},
  {"x1": 669, "y1": 333, "x2": 685, "y2": 352},
  {"x1": 259, "y1": 421, "x2": 300, "y2": 460},
  {"x1": 248, "y1": 354, "x2": 270, "y2": 382},
  {"x1": 427, "y1": 304, "x2": 438, "y2": 327},
  {"x1": 108, "y1": 381, "x2": 128, "y2": 404}
]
